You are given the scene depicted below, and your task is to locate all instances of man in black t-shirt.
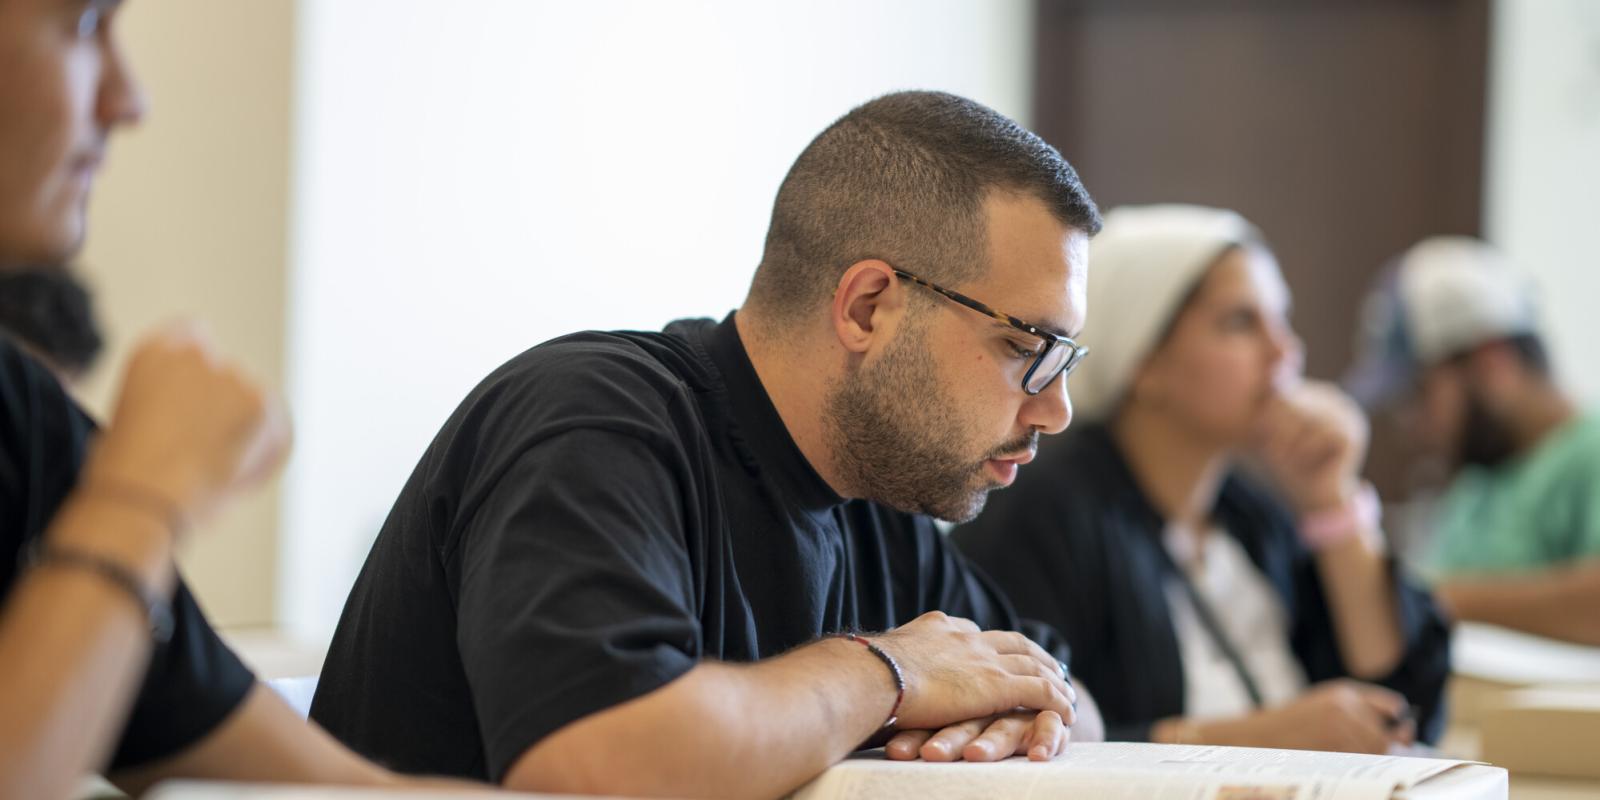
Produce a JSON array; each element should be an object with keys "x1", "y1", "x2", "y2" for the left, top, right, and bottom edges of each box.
[
  {"x1": 312, "y1": 91, "x2": 1105, "y2": 797},
  {"x1": 0, "y1": 1, "x2": 473, "y2": 796}
]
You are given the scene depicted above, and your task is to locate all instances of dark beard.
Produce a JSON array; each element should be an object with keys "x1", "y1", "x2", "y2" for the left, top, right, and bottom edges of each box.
[
  {"x1": 1457, "y1": 381, "x2": 1520, "y2": 468},
  {"x1": 823, "y1": 329, "x2": 1011, "y2": 522}
]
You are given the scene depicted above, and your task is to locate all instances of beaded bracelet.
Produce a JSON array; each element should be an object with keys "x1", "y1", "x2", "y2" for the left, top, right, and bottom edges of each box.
[
  {"x1": 843, "y1": 632, "x2": 906, "y2": 730},
  {"x1": 24, "y1": 540, "x2": 176, "y2": 643}
]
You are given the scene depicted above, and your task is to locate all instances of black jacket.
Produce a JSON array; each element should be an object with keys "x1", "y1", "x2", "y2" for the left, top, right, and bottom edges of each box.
[{"x1": 952, "y1": 422, "x2": 1450, "y2": 743}]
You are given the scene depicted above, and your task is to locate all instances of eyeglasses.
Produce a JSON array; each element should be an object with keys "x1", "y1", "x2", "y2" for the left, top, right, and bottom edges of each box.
[{"x1": 892, "y1": 268, "x2": 1089, "y2": 395}]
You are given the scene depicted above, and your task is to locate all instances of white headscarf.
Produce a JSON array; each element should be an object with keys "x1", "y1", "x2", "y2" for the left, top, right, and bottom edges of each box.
[{"x1": 1072, "y1": 204, "x2": 1265, "y2": 421}]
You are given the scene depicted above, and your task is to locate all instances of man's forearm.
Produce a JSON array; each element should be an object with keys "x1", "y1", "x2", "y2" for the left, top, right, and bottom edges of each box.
[
  {"x1": 1439, "y1": 562, "x2": 1600, "y2": 645},
  {"x1": 506, "y1": 635, "x2": 896, "y2": 799},
  {"x1": 0, "y1": 497, "x2": 177, "y2": 800},
  {"x1": 109, "y1": 684, "x2": 410, "y2": 796}
]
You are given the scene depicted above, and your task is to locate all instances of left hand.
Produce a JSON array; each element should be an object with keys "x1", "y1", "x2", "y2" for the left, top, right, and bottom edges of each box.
[
  {"x1": 1253, "y1": 381, "x2": 1370, "y2": 514},
  {"x1": 884, "y1": 709, "x2": 1069, "y2": 763}
]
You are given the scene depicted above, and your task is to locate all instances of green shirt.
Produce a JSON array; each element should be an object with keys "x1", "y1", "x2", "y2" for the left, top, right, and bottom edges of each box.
[{"x1": 1429, "y1": 412, "x2": 1600, "y2": 575}]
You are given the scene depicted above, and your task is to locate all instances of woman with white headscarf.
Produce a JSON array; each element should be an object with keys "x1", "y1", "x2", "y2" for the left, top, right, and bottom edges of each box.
[{"x1": 953, "y1": 205, "x2": 1449, "y2": 752}]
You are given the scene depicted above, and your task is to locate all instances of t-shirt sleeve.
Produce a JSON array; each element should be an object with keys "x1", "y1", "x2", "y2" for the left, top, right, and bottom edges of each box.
[
  {"x1": 452, "y1": 427, "x2": 701, "y2": 782},
  {"x1": 109, "y1": 579, "x2": 257, "y2": 769}
]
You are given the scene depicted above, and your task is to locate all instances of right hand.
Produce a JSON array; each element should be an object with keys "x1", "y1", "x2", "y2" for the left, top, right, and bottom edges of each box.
[
  {"x1": 1251, "y1": 382, "x2": 1371, "y2": 516},
  {"x1": 82, "y1": 322, "x2": 290, "y2": 530},
  {"x1": 1215, "y1": 680, "x2": 1414, "y2": 754},
  {"x1": 873, "y1": 611, "x2": 1078, "y2": 731},
  {"x1": 886, "y1": 709, "x2": 1070, "y2": 763}
]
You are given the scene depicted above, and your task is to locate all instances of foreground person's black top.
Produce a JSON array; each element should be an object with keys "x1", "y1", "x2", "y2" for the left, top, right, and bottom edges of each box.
[
  {"x1": 952, "y1": 422, "x2": 1451, "y2": 744},
  {"x1": 0, "y1": 337, "x2": 255, "y2": 770},
  {"x1": 310, "y1": 313, "x2": 1069, "y2": 781}
]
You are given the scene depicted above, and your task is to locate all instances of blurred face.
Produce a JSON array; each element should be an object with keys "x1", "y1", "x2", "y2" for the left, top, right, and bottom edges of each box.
[
  {"x1": 1128, "y1": 246, "x2": 1302, "y2": 446},
  {"x1": 1410, "y1": 356, "x2": 1521, "y2": 469},
  {"x1": 0, "y1": 0, "x2": 143, "y2": 266},
  {"x1": 1412, "y1": 364, "x2": 1465, "y2": 459},
  {"x1": 825, "y1": 192, "x2": 1087, "y2": 522}
]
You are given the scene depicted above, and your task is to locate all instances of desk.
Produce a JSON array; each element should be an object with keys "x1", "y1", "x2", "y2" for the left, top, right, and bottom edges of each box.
[
  {"x1": 1439, "y1": 623, "x2": 1600, "y2": 796},
  {"x1": 1510, "y1": 775, "x2": 1600, "y2": 799},
  {"x1": 1443, "y1": 684, "x2": 1600, "y2": 798},
  {"x1": 152, "y1": 745, "x2": 1507, "y2": 799}
]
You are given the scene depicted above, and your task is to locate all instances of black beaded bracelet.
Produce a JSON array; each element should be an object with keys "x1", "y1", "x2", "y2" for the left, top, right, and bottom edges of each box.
[
  {"x1": 843, "y1": 632, "x2": 906, "y2": 729},
  {"x1": 23, "y1": 540, "x2": 175, "y2": 643}
]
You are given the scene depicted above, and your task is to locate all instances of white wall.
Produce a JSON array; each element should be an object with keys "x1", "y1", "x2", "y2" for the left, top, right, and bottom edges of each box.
[
  {"x1": 280, "y1": 0, "x2": 1035, "y2": 642},
  {"x1": 1484, "y1": 0, "x2": 1600, "y2": 399}
]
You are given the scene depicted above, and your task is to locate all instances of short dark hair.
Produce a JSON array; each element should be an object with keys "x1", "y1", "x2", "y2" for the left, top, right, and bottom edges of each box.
[
  {"x1": 1445, "y1": 332, "x2": 1552, "y2": 376},
  {"x1": 747, "y1": 91, "x2": 1100, "y2": 325},
  {"x1": 0, "y1": 267, "x2": 104, "y2": 377}
]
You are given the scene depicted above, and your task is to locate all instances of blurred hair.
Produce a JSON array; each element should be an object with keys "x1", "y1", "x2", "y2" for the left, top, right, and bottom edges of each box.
[
  {"x1": 1444, "y1": 332, "x2": 1551, "y2": 377},
  {"x1": 0, "y1": 267, "x2": 104, "y2": 378}
]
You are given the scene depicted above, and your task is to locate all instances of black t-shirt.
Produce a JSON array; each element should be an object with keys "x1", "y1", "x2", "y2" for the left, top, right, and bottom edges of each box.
[
  {"x1": 0, "y1": 336, "x2": 256, "y2": 770},
  {"x1": 310, "y1": 313, "x2": 1068, "y2": 782}
]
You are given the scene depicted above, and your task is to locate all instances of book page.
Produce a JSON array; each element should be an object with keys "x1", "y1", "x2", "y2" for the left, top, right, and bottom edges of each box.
[
  {"x1": 792, "y1": 755, "x2": 1215, "y2": 800},
  {"x1": 790, "y1": 743, "x2": 1479, "y2": 800},
  {"x1": 1452, "y1": 622, "x2": 1600, "y2": 685}
]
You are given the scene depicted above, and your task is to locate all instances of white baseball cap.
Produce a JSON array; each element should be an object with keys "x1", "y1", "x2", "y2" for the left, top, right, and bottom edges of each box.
[
  {"x1": 1344, "y1": 236, "x2": 1540, "y2": 406},
  {"x1": 1071, "y1": 204, "x2": 1265, "y2": 421}
]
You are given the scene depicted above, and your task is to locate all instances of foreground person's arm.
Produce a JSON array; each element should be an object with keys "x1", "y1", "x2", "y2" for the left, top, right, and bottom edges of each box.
[
  {"x1": 110, "y1": 685, "x2": 487, "y2": 795},
  {"x1": 0, "y1": 494, "x2": 180, "y2": 800},
  {"x1": 507, "y1": 612, "x2": 1076, "y2": 800},
  {"x1": 0, "y1": 328, "x2": 287, "y2": 800}
]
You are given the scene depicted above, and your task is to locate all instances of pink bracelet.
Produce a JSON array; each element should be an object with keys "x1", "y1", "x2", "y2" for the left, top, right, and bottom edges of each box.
[{"x1": 1299, "y1": 482, "x2": 1381, "y2": 552}]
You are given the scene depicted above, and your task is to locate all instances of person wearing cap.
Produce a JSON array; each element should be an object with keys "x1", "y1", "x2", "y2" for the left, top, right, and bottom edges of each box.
[
  {"x1": 1349, "y1": 237, "x2": 1600, "y2": 645},
  {"x1": 953, "y1": 205, "x2": 1450, "y2": 753}
]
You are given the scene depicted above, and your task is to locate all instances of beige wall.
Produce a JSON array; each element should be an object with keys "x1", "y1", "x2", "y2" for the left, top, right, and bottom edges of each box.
[{"x1": 77, "y1": 0, "x2": 296, "y2": 628}]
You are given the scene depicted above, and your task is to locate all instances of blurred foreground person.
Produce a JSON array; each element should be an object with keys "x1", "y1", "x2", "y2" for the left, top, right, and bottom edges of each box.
[{"x1": 0, "y1": 0, "x2": 485, "y2": 795}]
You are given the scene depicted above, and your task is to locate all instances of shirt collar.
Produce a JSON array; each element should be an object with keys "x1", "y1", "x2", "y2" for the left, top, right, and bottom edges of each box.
[{"x1": 703, "y1": 311, "x2": 844, "y2": 512}]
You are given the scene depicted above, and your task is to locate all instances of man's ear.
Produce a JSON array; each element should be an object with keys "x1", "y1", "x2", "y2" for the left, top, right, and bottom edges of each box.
[{"x1": 830, "y1": 260, "x2": 902, "y2": 355}]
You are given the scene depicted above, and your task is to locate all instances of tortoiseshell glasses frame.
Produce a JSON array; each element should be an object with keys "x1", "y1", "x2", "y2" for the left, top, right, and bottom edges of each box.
[{"x1": 892, "y1": 268, "x2": 1088, "y2": 395}]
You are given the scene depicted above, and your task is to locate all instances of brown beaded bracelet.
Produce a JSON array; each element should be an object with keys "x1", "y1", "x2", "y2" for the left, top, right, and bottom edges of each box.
[
  {"x1": 23, "y1": 540, "x2": 176, "y2": 643},
  {"x1": 843, "y1": 632, "x2": 905, "y2": 730}
]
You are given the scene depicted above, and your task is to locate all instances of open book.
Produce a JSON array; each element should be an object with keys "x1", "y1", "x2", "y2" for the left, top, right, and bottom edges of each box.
[
  {"x1": 1452, "y1": 623, "x2": 1600, "y2": 687},
  {"x1": 789, "y1": 743, "x2": 1506, "y2": 800},
  {"x1": 1449, "y1": 622, "x2": 1600, "y2": 726}
]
